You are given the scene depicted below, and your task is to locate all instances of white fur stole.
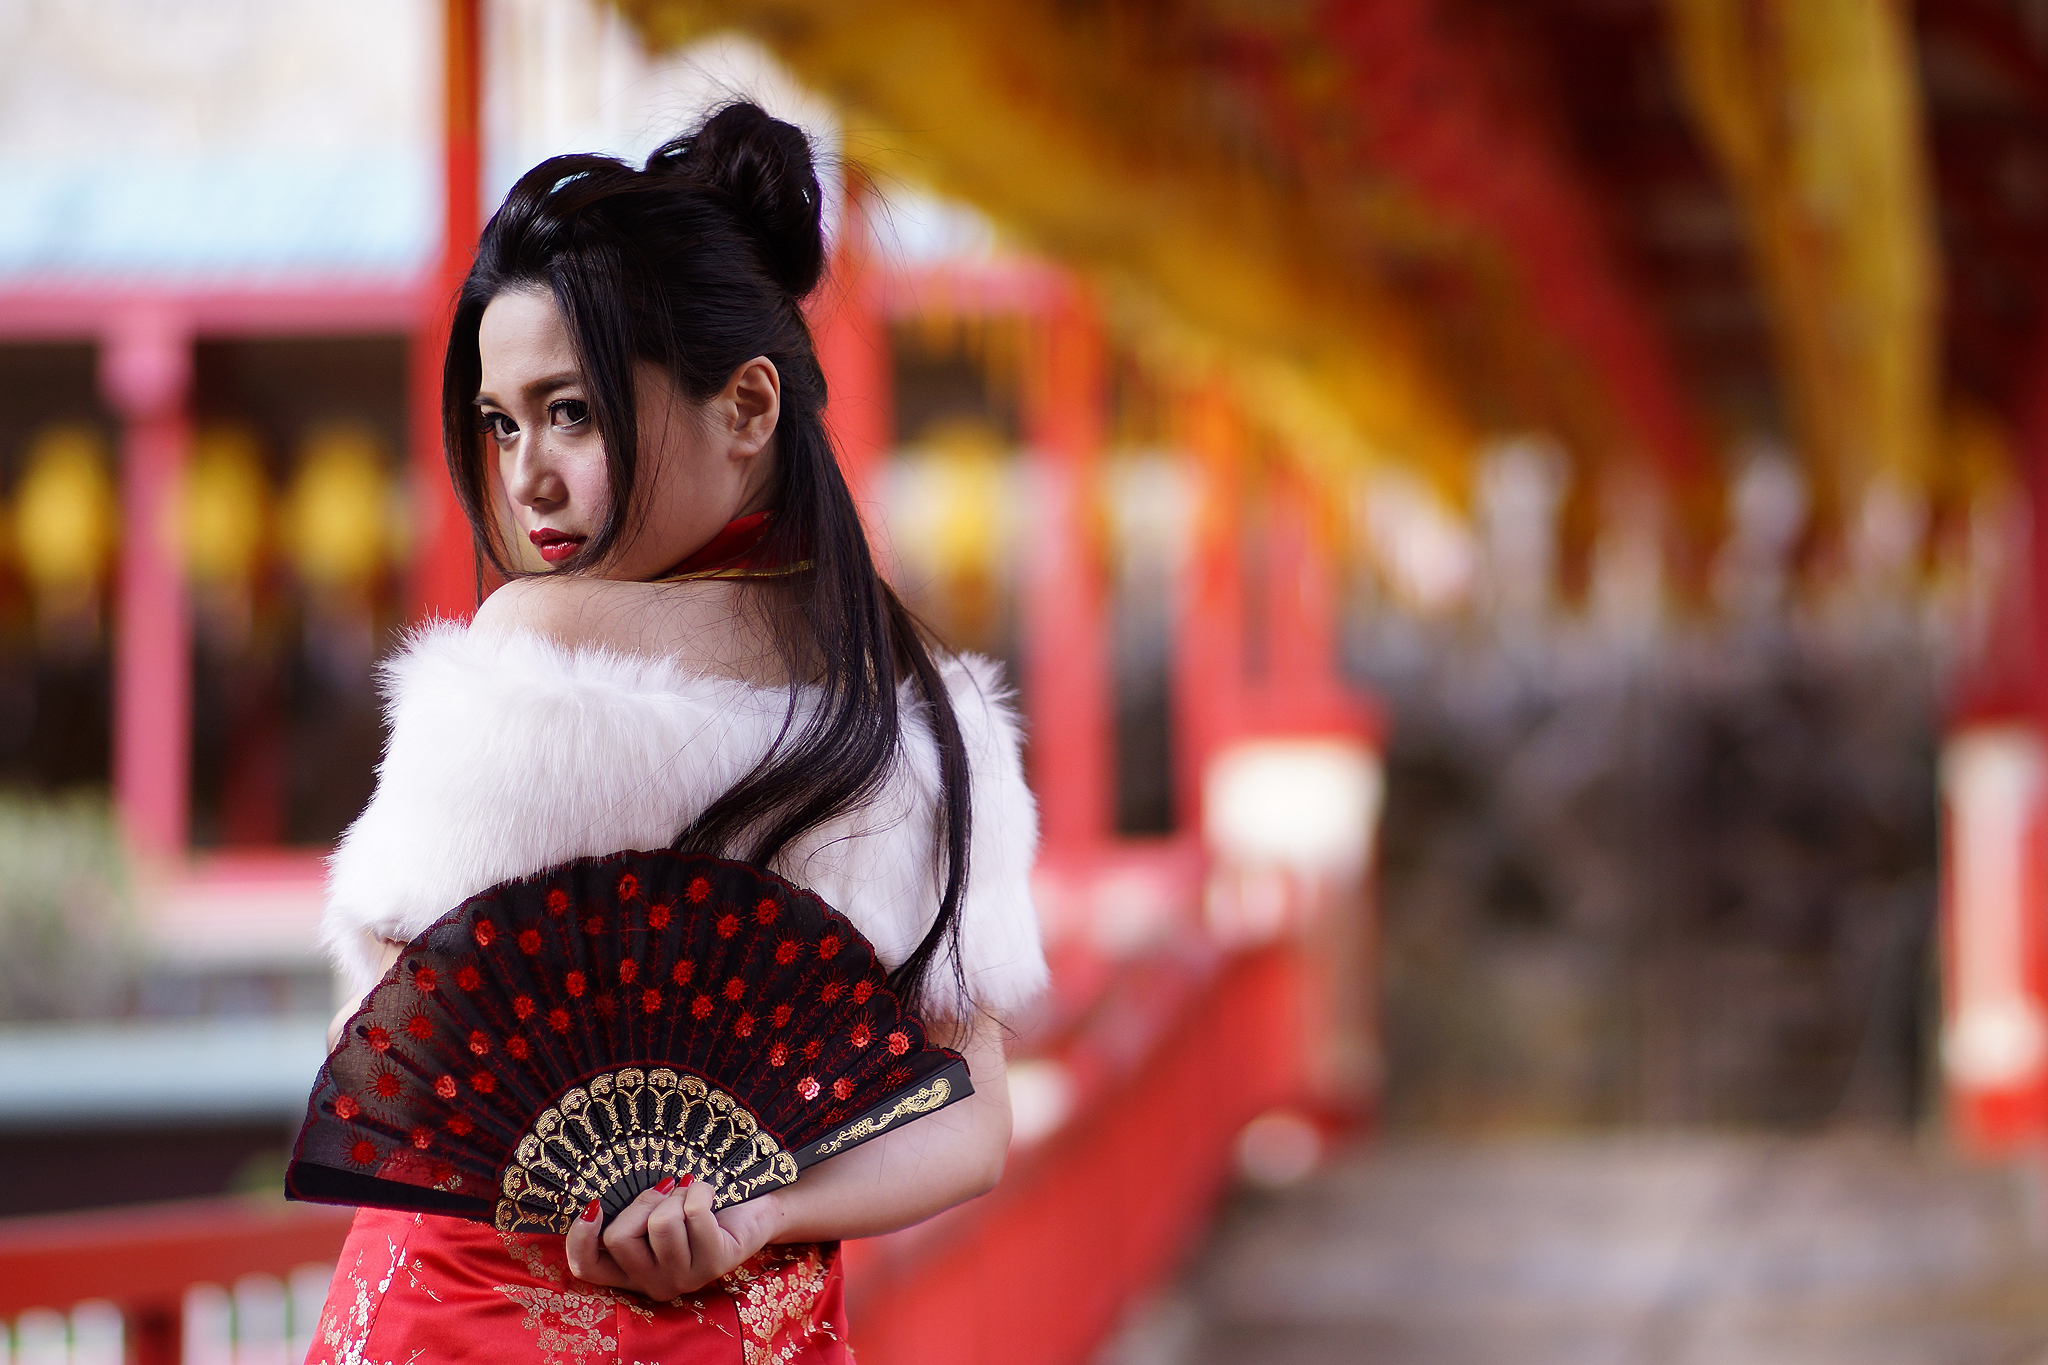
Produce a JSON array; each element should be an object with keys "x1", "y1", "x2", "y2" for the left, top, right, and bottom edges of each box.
[{"x1": 320, "y1": 622, "x2": 1046, "y2": 1020}]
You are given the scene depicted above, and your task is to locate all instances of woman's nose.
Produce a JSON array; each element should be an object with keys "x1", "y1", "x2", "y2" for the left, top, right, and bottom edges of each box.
[{"x1": 503, "y1": 439, "x2": 566, "y2": 512}]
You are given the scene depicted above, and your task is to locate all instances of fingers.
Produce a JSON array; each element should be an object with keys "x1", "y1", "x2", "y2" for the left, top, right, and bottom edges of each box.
[
  {"x1": 564, "y1": 1174, "x2": 748, "y2": 1300},
  {"x1": 605, "y1": 1180, "x2": 670, "y2": 1245},
  {"x1": 643, "y1": 1175, "x2": 741, "y2": 1297},
  {"x1": 681, "y1": 1175, "x2": 726, "y2": 1260},
  {"x1": 564, "y1": 1198, "x2": 629, "y2": 1288},
  {"x1": 600, "y1": 1178, "x2": 679, "y2": 1285},
  {"x1": 644, "y1": 1173, "x2": 697, "y2": 1274}
]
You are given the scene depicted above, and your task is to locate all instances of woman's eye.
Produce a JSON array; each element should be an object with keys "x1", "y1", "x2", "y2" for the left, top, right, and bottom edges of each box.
[
  {"x1": 476, "y1": 410, "x2": 516, "y2": 442},
  {"x1": 549, "y1": 400, "x2": 590, "y2": 429}
]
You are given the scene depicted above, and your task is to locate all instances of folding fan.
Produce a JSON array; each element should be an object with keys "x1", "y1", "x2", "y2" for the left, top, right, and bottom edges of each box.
[{"x1": 286, "y1": 850, "x2": 972, "y2": 1234}]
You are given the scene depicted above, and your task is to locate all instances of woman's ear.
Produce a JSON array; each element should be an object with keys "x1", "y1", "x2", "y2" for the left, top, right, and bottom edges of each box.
[{"x1": 724, "y1": 357, "x2": 781, "y2": 458}]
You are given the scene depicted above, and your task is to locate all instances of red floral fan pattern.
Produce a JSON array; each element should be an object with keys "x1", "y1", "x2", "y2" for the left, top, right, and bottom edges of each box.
[{"x1": 287, "y1": 851, "x2": 971, "y2": 1233}]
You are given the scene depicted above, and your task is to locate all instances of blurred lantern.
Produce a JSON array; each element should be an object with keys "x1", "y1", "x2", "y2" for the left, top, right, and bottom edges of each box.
[
  {"x1": 1203, "y1": 735, "x2": 1385, "y2": 959},
  {"x1": 281, "y1": 424, "x2": 393, "y2": 594},
  {"x1": 183, "y1": 426, "x2": 268, "y2": 585},
  {"x1": 1848, "y1": 476, "x2": 1927, "y2": 599},
  {"x1": 282, "y1": 423, "x2": 394, "y2": 683},
  {"x1": 1475, "y1": 435, "x2": 1569, "y2": 625},
  {"x1": 1203, "y1": 738, "x2": 1384, "y2": 888},
  {"x1": 887, "y1": 420, "x2": 1016, "y2": 653},
  {"x1": 1713, "y1": 443, "x2": 1809, "y2": 616},
  {"x1": 181, "y1": 424, "x2": 270, "y2": 646},
  {"x1": 12, "y1": 424, "x2": 116, "y2": 647},
  {"x1": 1588, "y1": 470, "x2": 1667, "y2": 643},
  {"x1": 1351, "y1": 468, "x2": 1475, "y2": 616},
  {"x1": 1102, "y1": 453, "x2": 1193, "y2": 583}
]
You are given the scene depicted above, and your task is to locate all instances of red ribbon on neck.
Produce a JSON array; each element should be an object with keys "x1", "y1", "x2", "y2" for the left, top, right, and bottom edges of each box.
[{"x1": 661, "y1": 510, "x2": 782, "y2": 578}]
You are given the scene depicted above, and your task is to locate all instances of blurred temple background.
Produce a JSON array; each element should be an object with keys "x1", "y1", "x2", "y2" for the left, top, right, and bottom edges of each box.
[{"x1": 3, "y1": 0, "x2": 2048, "y2": 1361}]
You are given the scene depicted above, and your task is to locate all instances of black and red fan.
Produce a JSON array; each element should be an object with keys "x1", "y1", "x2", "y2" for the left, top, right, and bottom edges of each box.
[{"x1": 286, "y1": 850, "x2": 972, "y2": 1234}]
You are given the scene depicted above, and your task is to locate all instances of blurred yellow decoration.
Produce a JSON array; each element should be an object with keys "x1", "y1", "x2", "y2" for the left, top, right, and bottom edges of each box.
[
  {"x1": 1939, "y1": 406, "x2": 2018, "y2": 508},
  {"x1": 888, "y1": 421, "x2": 1015, "y2": 652},
  {"x1": 13, "y1": 425, "x2": 116, "y2": 594},
  {"x1": 282, "y1": 424, "x2": 392, "y2": 591},
  {"x1": 182, "y1": 425, "x2": 270, "y2": 588},
  {"x1": 1670, "y1": 0, "x2": 1940, "y2": 517},
  {"x1": 613, "y1": 0, "x2": 1477, "y2": 493},
  {"x1": 921, "y1": 422, "x2": 1009, "y2": 584}
]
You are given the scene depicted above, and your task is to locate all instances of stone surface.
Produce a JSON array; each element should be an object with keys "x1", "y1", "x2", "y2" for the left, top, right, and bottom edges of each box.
[{"x1": 1101, "y1": 1134, "x2": 2048, "y2": 1365}]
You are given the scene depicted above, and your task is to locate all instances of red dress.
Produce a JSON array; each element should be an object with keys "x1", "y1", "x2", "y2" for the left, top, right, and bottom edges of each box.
[{"x1": 310, "y1": 1208, "x2": 848, "y2": 1365}]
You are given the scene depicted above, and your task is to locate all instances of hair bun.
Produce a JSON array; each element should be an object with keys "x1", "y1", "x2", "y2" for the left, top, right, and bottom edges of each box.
[{"x1": 651, "y1": 103, "x2": 825, "y2": 299}]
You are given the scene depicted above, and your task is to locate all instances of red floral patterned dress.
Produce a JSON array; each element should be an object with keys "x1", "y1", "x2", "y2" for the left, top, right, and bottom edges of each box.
[{"x1": 312, "y1": 1207, "x2": 847, "y2": 1365}]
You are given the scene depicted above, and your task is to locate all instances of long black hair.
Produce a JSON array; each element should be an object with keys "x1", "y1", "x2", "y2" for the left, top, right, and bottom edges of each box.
[{"x1": 440, "y1": 103, "x2": 971, "y2": 1011}]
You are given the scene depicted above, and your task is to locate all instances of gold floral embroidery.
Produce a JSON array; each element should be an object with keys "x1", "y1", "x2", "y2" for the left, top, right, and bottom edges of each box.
[
  {"x1": 668, "y1": 1295, "x2": 740, "y2": 1340},
  {"x1": 497, "y1": 1227, "x2": 567, "y2": 1285},
  {"x1": 720, "y1": 1246, "x2": 836, "y2": 1365},
  {"x1": 492, "y1": 1285, "x2": 623, "y2": 1362},
  {"x1": 401, "y1": 1254, "x2": 444, "y2": 1302}
]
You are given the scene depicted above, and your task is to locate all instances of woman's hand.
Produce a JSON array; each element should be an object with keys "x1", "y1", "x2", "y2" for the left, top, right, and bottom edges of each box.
[
  {"x1": 564, "y1": 1175, "x2": 786, "y2": 1300},
  {"x1": 562, "y1": 1012, "x2": 1010, "y2": 1298}
]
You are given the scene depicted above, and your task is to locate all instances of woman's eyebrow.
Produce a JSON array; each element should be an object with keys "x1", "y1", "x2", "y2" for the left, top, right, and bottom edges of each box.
[
  {"x1": 523, "y1": 373, "x2": 582, "y2": 400},
  {"x1": 473, "y1": 373, "x2": 582, "y2": 408}
]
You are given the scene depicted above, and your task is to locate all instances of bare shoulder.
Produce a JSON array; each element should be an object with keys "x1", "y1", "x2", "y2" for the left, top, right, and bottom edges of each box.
[{"x1": 469, "y1": 575, "x2": 785, "y2": 683}]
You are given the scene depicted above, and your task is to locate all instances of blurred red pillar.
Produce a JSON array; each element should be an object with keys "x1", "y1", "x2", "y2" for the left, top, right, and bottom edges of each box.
[
  {"x1": 408, "y1": 0, "x2": 484, "y2": 621},
  {"x1": 104, "y1": 308, "x2": 194, "y2": 862},
  {"x1": 1940, "y1": 334, "x2": 2048, "y2": 1152},
  {"x1": 1022, "y1": 286, "x2": 1113, "y2": 854},
  {"x1": 814, "y1": 176, "x2": 893, "y2": 510},
  {"x1": 1174, "y1": 386, "x2": 1246, "y2": 830},
  {"x1": 1254, "y1": 470, "x2": 1377, "y2": 737},
  {"x1": 1215, "y1": 457, "x2": 1384, "y2": 1117},
  {"x1": 1266, "y1": 480, "x2": 1328, "y2": 698},
  {"x1": 1939, "y1": 724, "x2": 2048, "y2": 1151}
]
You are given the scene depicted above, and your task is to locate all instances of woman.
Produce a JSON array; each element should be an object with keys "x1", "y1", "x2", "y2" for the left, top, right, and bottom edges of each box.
[{"x1": 308, "y1": 103, "x2": 1045, "y2": 1363}]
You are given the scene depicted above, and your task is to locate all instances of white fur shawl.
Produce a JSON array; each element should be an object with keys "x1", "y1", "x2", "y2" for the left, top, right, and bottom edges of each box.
[{"x1": 320, "y1": 621, "x2": 1046, "y2": 1020}]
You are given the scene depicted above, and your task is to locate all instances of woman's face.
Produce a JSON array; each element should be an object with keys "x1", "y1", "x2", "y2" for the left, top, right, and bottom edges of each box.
[{"x1": 474, "y1": 286, "x2": 779, "y2": 580}]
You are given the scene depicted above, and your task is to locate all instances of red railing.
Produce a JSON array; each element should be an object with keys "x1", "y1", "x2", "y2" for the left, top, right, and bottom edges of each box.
[
  {"x1": 845, "y1": 944, "x2": 1305, "y2": 1364},
  {"x1": 0, "y1": 1196, "x2": 355, "y2": 1364}
]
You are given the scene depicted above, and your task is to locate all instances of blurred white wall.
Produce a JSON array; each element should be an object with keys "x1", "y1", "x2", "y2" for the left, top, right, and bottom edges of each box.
[
  {"x1": 0, "y1": 0, "x2": 848, "y2": 284},
  {"x1": 0, "y1": 0, "x2": 436, "y2": 282},
  {"x1": 483, "y1": 11, "x2": 839, "y2": 224},
  {"x1": 0, "y1": 0, "x2": 432, "y2": 158}
]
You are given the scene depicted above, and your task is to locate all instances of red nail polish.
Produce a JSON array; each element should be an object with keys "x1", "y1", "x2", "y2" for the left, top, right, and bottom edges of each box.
[
  {"x1": 654, "y1": 1175, "x2": 677, "y2": 1195},
  {"x1": 679, "y1": 1172, "x2": 694, "y2": 1188},
  {"x1": 580, "y1": 1198, "x2": 600, "y2": 1222}
]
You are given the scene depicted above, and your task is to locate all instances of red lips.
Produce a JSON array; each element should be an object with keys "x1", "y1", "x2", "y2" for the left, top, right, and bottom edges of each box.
[{"x1": 528, "y1": 527, "x2": 585, "y2": 565}]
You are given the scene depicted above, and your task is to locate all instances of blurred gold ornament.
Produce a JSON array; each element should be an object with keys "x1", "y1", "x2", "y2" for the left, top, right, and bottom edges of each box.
[
  {"x1": 921, "y1": 420, "x2": 1010, "y2": 586},
  {"x1": 282, "y1": 424, "x2": 392, "y2": 591},
  {"x1": 1671, "y1": 0, "x2": 1940, "y2": 520},
  {"x1": 615, "y1": 0, "x2": 1476, "y2": 489},
  {"x1": 886, "y1": 420, "x2": 1017, "y2": 651},
  {"x1": 182, "y1": 424, "x2": 270, "y2": 588},
  {"x1": 13, "y1": 424, "x2": 116, "y2": 595}
]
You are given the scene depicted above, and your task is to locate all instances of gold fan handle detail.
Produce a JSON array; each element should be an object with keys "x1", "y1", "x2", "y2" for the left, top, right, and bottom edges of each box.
[
  {"x1": 494, "y1": 1067, "x2": 796, "y2": 1234},
  {"x1": 809, "y1": 1078, "x2": 954, "y2": 1159}
]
